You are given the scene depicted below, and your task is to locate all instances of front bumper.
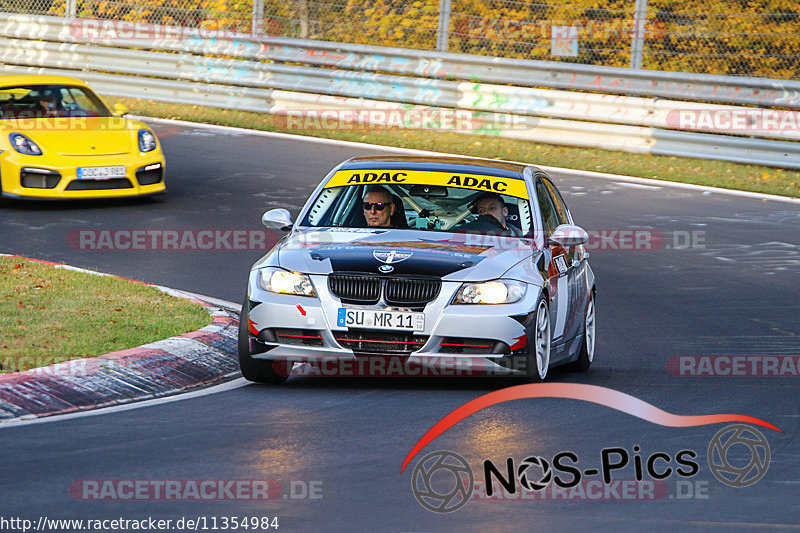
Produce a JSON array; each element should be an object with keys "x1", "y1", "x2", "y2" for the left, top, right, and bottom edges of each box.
[
  {"x1": 0, "y1": 150, "x2": 165, "y2": 199},
  {"x1": 246, "y1": 271, "x2": 541, "y2": 376}
]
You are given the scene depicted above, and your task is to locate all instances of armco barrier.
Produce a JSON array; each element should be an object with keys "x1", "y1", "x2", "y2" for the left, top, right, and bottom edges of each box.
[
  {"x1": 4, "y1": 14, "x2": 800, "y2": 109},
  {"x1": 4, "y1": 34, "x2": 800, "y2": 142},
  {"x1": 2, "y1": 14, "x2": 800, "y2": 168}
]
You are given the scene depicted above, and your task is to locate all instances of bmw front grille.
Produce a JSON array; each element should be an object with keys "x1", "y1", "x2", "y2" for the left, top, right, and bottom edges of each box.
[{"x1": 329, "y1": 273, "x2": 441, "y2": 306}]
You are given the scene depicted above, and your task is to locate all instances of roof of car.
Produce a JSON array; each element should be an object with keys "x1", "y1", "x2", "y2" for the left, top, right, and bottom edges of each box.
[
  {"x1": 0, "y1": 74, "x2": 90, "y2": 88},
  {"x1": 339, "y1": 156, "x2": 538, "y2": 179}
]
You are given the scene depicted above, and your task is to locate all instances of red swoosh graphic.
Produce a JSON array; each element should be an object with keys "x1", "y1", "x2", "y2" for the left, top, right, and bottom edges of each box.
[{"x1": 400, "y1": 383, "x2": 781, "y2": 472}]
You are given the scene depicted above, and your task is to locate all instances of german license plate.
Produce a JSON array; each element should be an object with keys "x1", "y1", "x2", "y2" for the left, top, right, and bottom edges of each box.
[
  {"x1": 337, "y1": 308, "x2": 424, "y2": 331},
  {"x1": 77, "y1": 166, "x2": 126, "y2": 180}
]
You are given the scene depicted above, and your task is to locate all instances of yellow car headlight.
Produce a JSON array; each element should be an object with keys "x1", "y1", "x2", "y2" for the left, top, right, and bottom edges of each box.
[
  {"x1": 9, "y1": 133, "x2": 42, "y2": 155},
  {"x1": 258, "y1": 267, "x2": 316, "y2": 297},
  {"x1": 138, "y1": 129, "x2": 157, "y2": 152},
  {"x1": 453, "y1": 279, "x2": 526, "y2": 304}
]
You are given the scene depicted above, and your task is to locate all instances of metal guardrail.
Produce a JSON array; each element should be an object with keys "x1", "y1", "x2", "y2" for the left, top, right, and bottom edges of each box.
[
  {"x1": 2, "y1": 14, "x2": 800, "y2": 169},
  {"x1": 0, "y1": 64, "x2": 274, "y2": 111},
  {"x1": 7, "y1": 62, "x2": 800, "y2": 170},
  {"x1": 0, "y1": 13, "x2": 800, "y2": 109},
  {"x1": 7, "y1": 35, "x2": 800, "y2": 142},
  {"x1": 3, "y1": 14, "x2": 800, "y2": 109}
]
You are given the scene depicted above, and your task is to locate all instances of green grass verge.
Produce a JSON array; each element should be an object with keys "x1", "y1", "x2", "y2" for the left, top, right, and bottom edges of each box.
[
  {"x1": 0, "y1": 257, "x2": 211, "y2": 372},
  {"x1": 114, "y1": 97, "x2": 800, "y2": 199}
]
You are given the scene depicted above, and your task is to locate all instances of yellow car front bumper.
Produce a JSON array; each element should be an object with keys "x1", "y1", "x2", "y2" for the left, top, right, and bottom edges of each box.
[{"x1": 0, "y1": 150, "x2": 166, "y2": 199}]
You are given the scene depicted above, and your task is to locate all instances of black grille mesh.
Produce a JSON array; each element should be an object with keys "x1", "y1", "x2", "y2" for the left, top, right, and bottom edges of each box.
[
  {"x1": 329, "y1": 274, "x2": 381, "y2": 304},
  {"x1": 334, "y1": 329, "x2": 428, "y2": 355},
  {"x1": 65, "y1": 178, "x2": 133, "y2": 190},
  {"x1": 136, "y1": 166, "x2": 163, "y2": 186},
  {"x1": 329, "y1": 274, "x2": 440, "y2": 306},
  {"x1": 21, "y1": 170, "x2": 60, "y2": 189},
  {"x1": 439, "y1": 337, "x2": 495, "y2": 354},
  {"x1": 385, "y1": 278, "x2": 440, "y2": 306},
  {"x1": 274, "y1": 328, "x2": 324, "y2": 347}
]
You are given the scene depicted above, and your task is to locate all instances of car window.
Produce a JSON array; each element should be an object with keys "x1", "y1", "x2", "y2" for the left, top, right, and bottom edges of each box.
[
  {"x1": 542, "y1": 178, "x2": 571, "y2": 225},
  {"x1": 301, "y1": 169, "x2": 534, "y2": 237},
  {"x1": 535, "y1": 180, "x2": 559, "y2": 235},
  {"x1": 0, "y1": 84, "x2": 110, "y2": 119}
]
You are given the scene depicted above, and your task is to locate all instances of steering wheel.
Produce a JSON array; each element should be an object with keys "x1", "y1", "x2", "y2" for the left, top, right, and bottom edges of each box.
[{"x1": 475, "y1": 213, "x2": 506, "y2": 229}]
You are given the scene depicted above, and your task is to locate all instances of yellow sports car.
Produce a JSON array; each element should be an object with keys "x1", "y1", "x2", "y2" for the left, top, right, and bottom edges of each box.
[{"x1": 0, "y1": 74, "x2": 165, "y2": 199}]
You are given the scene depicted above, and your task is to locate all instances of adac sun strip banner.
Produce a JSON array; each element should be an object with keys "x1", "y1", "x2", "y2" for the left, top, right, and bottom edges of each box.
[{"x1": 324, "y1": 170, "x2": 529, "y2": 199}]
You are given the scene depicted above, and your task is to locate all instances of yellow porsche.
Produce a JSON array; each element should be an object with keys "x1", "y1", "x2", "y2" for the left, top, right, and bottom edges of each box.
[{"x1": 0, "y1": 74, "x2": 165, "y2": 199}]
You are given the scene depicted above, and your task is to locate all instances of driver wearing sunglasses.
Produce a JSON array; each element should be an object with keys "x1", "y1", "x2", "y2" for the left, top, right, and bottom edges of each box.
[{"x1": 362, "y1": 187, "x2": 396, "y2": 228}]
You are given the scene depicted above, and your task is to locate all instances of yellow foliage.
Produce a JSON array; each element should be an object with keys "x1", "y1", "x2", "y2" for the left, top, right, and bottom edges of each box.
[{"x1": 42, "y1": 0, "x2": 800, "y2": 77}]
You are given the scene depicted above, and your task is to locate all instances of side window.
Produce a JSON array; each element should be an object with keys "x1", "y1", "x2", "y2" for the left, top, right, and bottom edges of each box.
[
  {"x1": 59, "y1": 88, "x2": 77, "y2": 109},
  {"x1": 542, "y1": 178, "x2": 570, "y2": 225},
  {"x1": 516, "y1": 197, "x2": 532, "y2": 236},
  {"x1": 65, "y1": 88, "x2": 92, "y2": 111},
  {"x1": 305, "y1": 187, "x2": 342, "y2": 225},
  {"x1": 535, "y1": 180, "x2": 559, "y2": 235}
]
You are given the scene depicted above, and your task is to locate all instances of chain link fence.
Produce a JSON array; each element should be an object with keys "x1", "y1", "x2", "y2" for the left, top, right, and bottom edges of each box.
[
  {"x1": 448, "y1": 0, "x2": 633, "y2": 66},
  {"x1": 0, "y1": 0, "x2": 55, "y2": 15},
  {"x1": 261, "y1": 1, "x2": 440, "y2": 48},
  {"x1": 3, "y1": 0, "x2": 799, "y2": 79},
  {"x1": 643, "y1": 2, "x2": 800, "y2": 78}
]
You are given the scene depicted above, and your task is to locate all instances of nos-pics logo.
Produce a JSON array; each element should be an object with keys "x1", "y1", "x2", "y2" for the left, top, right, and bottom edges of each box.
[
  {"x1": 411, "y1": 424, "x2": 771, "y2": 513},
  {"x1": 707, "y1": 424, "x2": 770, "y2": 488}
]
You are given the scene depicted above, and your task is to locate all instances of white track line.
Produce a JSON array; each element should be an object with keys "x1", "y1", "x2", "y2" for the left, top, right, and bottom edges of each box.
[
  {"x1": 613, "y1": 181, "x2": 663, "y2": 190},
  {"x1": 0, "y1": 378, "x2": 250, "y2": 429},
  {"x1": 136, "y1": 115, "x2": 800, "y2": 205},
  {"x1": 163, "y1": 289, "x2": 240, "y2": 313}
]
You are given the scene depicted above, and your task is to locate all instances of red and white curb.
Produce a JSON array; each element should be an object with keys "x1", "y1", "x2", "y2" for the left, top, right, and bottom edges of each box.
[{"x1": 0, "y1": 254, "x2": 241, "y2": 423}]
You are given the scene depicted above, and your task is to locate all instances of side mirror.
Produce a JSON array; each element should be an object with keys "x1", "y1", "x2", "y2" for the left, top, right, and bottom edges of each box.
[
  {"x1": 262, "y1": 208, "x2": 293, "y2": 231},
  {"x1": 112, "y1": 103, "x2": 129, "y2": 117},
  {"x1": 549, "y1": 224, "x2": 588, "y2": 246}
]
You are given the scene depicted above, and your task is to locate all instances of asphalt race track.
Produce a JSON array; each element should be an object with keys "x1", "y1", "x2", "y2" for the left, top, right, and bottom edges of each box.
[{"x1": 1, "y1": 121, "x2": 799, "y2": 531}]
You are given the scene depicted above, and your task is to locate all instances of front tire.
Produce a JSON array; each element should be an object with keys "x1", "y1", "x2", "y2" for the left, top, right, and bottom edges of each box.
[
  {"x1": 571, "y1": 291, "x2": 595, "y2": 372},
  {"x1": 526, "y1": 297, "x2": 551, "y2": 382},
  {"x1": 238, "y1": 298, "x2": 287, "y2": 384}
]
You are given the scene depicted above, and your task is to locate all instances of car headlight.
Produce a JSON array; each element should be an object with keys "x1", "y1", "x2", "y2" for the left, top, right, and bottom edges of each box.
[
  {"x1": 9, "y1": 133, "x2": 42, "y2": 155},
  {"x1": 258, "y1": 267, "x2": 316, "y2": 297},
  {"x1": 138, "y1": 129, "x2": 157, "y2": 152},
  {"x1": 453, "y1": 279, "x2": 526, "y2": 304}
]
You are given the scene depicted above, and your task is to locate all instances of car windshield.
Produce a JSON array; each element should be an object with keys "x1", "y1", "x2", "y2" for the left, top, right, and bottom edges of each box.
[
  {"x1": 301, "y1": 170, "x2": 534, "y2": 237},
  {"x1": 0, "y1": 84, "x2": 111, "y2": 119}
]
